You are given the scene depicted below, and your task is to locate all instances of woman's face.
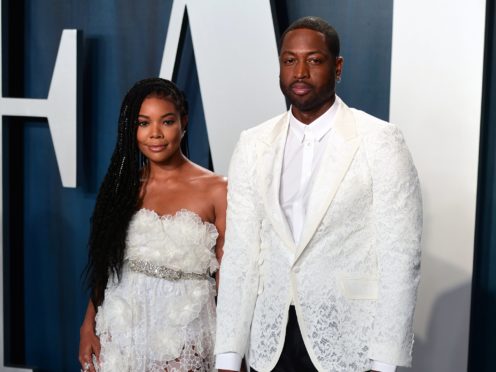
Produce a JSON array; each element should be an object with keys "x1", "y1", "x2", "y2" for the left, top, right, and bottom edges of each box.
[{"x1": 136, "y1": 96, "x2": 186, "y2": 165}]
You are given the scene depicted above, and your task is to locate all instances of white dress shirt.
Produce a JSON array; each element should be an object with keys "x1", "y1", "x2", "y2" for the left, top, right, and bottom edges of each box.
[
  {"x1": 280, "y1": 100, "x2": 339, "y2": 244},
  {"x1": 216, "y1": 99, "x2": 396, "y2": 372}
]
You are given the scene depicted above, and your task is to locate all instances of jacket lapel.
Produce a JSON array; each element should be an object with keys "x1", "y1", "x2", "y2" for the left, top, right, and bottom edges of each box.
[
  {"x1": 257, "y1": 113, "x2": 296, "y2": 250},
  {"x1": 295, "y1": 102, "x2": 361, "y2": 261}
]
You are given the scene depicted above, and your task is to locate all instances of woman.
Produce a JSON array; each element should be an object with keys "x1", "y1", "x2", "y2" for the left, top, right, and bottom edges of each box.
[{"x1": 79, "y1": 78, "x2": 226, "y2": 371}]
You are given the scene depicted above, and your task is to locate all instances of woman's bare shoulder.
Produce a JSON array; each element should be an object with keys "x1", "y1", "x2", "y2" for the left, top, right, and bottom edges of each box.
[{"x1": 187, "y1": 161, "x2": 227, "y2": 191}]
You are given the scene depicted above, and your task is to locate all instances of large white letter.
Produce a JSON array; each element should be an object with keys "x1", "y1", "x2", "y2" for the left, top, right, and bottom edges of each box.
[
  {"x1": 389, "y1": 1, "x2": 485, "y2": 370},
  {"x1": 160, "y1": 0, "x2": 286, "y2": 175},
  {"x1": 0, "y1": 3, "x2": 80, "y2": 369}
]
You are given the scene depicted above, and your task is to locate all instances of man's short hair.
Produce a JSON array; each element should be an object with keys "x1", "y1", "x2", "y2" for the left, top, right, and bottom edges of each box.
[{"x1": 280, "y1": 16, "x2": 340, "y2": 58}]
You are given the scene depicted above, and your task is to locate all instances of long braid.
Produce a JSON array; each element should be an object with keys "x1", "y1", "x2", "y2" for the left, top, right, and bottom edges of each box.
[{"x1": 84, "y1": 78, "x2": 189, "y2": 306}]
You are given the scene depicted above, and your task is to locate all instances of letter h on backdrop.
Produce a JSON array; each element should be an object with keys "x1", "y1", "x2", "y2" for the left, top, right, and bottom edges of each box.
[{"x1": 0, "y1": 3, "x2": 80, "y2": 371}]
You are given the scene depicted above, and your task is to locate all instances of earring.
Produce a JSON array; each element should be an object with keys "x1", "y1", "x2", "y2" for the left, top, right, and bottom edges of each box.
[{"x1": 336, "y1": 75, "x2": 342, "y2": 83}]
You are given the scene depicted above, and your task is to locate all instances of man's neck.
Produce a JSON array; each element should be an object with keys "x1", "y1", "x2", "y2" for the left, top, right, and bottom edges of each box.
[{"x1": 291, "y1": 95, "x2": 336, "y2": 125}]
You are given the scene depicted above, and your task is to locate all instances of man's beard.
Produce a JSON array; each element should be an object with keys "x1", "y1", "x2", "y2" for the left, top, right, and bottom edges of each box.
[{"x1": 280, "y1": 81, "x2": 334, "y2": 112}]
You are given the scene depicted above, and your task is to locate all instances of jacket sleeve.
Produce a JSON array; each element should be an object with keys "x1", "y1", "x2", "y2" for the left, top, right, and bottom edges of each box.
[
  {"x1": 214, "y1": 130, "x2": 262, "y2": 356},
  {"x1": 366, "y1": 123, "x2": 422, "y2": 366}
]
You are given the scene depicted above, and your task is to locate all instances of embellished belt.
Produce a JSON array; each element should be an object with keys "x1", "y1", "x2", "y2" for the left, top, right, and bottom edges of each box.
[{"x1": 128, "y1": 259, "x2": 210, "y2": 281}]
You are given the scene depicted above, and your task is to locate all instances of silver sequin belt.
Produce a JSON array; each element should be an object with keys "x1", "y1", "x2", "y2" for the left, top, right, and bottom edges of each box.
[{"x1": 128, "y1": 259, "x2": 210, "y2": 281}]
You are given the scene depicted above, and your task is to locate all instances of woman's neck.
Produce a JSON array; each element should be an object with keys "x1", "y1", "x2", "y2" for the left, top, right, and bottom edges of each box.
[{"x1": 146, "y1": 153, "x2": 189, "y2": 181}]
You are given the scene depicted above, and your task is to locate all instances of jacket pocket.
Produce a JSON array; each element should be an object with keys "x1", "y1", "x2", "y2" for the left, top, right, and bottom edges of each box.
[{"x1": 338, "y1": 274, "x2": 378, "y2": 300}]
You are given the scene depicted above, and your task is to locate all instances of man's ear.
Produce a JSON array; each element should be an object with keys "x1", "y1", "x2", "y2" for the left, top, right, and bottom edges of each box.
[{"x1": 335, "y1": 56, "x2": 344, "y2": 77}]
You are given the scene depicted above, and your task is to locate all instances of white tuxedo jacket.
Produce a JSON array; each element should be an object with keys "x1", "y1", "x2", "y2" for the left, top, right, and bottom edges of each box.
[{"x1": 215, "y1": 100, "x2": 422, "y2": 372}]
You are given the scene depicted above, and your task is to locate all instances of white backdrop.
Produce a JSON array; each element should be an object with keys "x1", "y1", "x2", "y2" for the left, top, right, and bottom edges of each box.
[{"x1": 390, "y1": 1, "x2": 486, "y2": 370}]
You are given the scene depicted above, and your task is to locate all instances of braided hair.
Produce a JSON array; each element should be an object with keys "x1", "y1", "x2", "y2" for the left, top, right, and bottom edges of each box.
[{"x1": 85, "y1": 78, "x2": 189, "y2": 306}]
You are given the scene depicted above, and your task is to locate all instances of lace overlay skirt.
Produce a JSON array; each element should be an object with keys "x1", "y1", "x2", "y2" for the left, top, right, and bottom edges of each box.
[{"x1": 95, "y1": 265, "x2": 217, "y2": 371}]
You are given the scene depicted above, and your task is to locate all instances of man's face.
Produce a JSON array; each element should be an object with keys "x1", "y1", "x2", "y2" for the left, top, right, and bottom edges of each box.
[{"x1": 279, "y1": 28, "x2": 342, "y2": 116}]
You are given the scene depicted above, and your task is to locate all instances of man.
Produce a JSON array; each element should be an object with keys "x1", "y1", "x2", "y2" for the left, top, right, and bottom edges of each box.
[{"x1": 215, "y1": 16, "x2": 422, "y2": 372}]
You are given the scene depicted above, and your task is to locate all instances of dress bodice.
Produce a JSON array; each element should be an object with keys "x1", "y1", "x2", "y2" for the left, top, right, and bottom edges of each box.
[{"x1": 125, "y1": 208, "x2": 219, "y2": 275}]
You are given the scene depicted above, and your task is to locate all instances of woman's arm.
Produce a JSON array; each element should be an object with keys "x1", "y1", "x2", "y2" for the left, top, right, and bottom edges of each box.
[
  {"x1": 212, "y1": 177, "x2": 228, "y2": 289},
  {"x1": 79, "y1": 299, "x2": 101, "y2": 372}
]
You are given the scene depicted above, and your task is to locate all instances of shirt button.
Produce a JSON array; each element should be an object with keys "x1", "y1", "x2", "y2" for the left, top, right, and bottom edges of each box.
[{"x1": 293, "y1": 267, "x2": 300, "y2": 273}]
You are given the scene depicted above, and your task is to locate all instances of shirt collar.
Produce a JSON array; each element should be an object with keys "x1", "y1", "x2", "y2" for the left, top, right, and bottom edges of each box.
[{"x1": 288, "y1": 96, "x2": 340, "y2": 143}]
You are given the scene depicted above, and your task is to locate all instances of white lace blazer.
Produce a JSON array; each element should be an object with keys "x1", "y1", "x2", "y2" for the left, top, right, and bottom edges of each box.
[{"x1": 215, "y1": 100, "x2": 422, "y2": 372}]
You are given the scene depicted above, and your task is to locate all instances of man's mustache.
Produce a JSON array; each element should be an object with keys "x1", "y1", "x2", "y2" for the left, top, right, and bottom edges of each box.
[{"x1": 290, "y1": 81, "x2": 313, "y2": 90}]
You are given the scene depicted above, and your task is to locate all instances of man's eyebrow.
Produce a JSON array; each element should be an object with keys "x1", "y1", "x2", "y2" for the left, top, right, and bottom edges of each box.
[{"x1": 280, "y1": 49, "x2": 325, "y2": 55}]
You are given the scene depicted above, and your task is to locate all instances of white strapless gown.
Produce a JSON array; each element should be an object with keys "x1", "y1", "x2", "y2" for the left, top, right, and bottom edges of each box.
[{"x1": 95, "y1": 209, "x2": 219, "y2": 371}]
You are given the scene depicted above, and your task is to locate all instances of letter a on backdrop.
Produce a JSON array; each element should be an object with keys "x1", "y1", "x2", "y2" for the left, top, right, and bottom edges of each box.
[{"x1": 160, "y1": 0, "x2": 286, "y2": 175}]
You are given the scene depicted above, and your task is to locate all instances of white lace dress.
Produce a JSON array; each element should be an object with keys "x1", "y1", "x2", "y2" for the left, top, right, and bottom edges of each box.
[{"x1": 95, "y1": 209, "x2": 219, "y2": 372}]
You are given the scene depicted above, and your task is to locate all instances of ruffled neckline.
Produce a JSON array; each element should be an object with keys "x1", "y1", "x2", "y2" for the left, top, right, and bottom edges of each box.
[
  {"x1": 137, "y1": 208, "x2": 217, "y2": 231},
  {"x1": 127, "y1": 208, "x2": 220, "y2": 274}
]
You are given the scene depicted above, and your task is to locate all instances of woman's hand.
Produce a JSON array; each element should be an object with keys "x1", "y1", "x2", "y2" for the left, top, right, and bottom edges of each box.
[
  {"x1": 79, "y1": 300, "x2": 100, "y2": 371},
  {"x1": 78, "y1": 322, "x2": 100, "y2": 372}
]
